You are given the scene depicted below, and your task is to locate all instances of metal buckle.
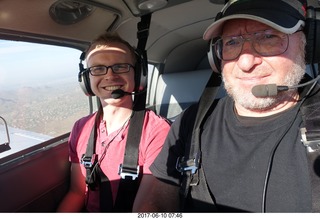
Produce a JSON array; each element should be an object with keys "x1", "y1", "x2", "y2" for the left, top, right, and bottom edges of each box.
[
  {"x1": 176, "y1": 153, "x2": 200, "y2": 175},
  {"x1": 300, "y1": 127, "x2": 320, "y2": 152},
  {"x1": 118, "y1": 164, "x2": 139, "y2": 180},
  {"x1": 80, "y1": 154, "x2": 97, "y2": 168}
]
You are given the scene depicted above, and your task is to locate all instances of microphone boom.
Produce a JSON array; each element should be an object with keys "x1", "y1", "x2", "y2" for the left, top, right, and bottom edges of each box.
[
  {"x1": 111, "y1": 89, "x2": 146, "y2": 99},
  {"x1": 251, "y1": 75, "x2": 320, "y2": 97}
]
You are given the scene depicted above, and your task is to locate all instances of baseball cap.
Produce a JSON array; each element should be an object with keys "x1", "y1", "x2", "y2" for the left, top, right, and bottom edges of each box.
[{"x1": 203, "y1": 0, "x2": 307, "y2": 40}]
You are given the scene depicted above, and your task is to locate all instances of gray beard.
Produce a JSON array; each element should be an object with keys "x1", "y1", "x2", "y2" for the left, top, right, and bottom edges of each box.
[{"x1": 223, "y1": 54, "x2": 306, "y2": 111}]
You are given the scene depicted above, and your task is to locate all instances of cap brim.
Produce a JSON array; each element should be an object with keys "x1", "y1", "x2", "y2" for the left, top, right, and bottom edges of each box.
[{"x1": 203, "y1": 14, "x2": 305, "y2": 40}]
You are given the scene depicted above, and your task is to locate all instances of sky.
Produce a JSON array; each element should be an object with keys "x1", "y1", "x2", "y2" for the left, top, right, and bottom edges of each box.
[{"x1": 0, "y1": 40, "x2": 81, "y2": 89}]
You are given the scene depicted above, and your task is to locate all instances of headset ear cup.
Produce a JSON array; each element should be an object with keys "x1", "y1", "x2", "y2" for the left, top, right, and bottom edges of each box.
[
  {"x1": 207, "y1": 38, "x2": 221, "y2": 73},
  {"x1": 206, "y1": 8, "x2": 224, "y2": 73},
  {"x1": 78, "y1": 70, "x2": 95, "y2": 96},
  {"x1": 78, "y1": 52, "x2": 95, "y2": 96},
  {"x1": 134, "y1": 49, "x2": 148, "y2": 91}
]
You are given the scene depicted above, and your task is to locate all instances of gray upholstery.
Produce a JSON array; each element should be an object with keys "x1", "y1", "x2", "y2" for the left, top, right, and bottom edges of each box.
[{"x1": 155, "y1": 69, "x2": 212, "y2": 120}]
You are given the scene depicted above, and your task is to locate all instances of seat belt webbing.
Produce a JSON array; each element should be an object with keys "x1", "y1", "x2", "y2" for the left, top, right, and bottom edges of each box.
[
  {"x1": 81, "y1": 109, "x2": 115, "y2": 212},
  {"x1": 179, "y1": 72, "x2": 222, "y2": 209},
  {"x1": 189, "y1": 73, "x2": 221, "y2": 206},
  {"x1": 114, "y1": 110, "x2": 145, "y2": 212},
  {"x1": 97, "y1": 165, "x2": 114, "y2": 212},
  {"x1": 113, "y1": 13, "x2": 151, "y2": 211}
]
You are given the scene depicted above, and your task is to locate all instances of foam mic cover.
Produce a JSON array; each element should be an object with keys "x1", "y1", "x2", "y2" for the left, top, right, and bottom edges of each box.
[
  {"x1": 111, "y1": 89, "x2": 130, "y2": 99},
  {"x1": 251, "y1": 84, "x2": 278, "y2": 97}
]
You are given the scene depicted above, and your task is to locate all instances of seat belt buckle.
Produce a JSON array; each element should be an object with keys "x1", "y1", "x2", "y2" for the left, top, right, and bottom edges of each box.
[
  {"x1": 300, "y1": 127, "x2": 320, "y2": 152},
  {"x1": 81, "y1": 154, "x2": 97, "y2": 168},
  {"x1": 118, "y1": 164, "x2": 139, "y2": 180},
  {"x1": 176, "y1": 153, "x2": 200, "y2": 175}
]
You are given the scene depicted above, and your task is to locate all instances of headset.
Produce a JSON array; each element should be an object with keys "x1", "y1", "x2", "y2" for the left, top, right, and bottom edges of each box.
[
  {"x1": 78, "y1": 48, "x2": 148, "y2": 97},
  {"x1": 207, "y1": 2, "x2": 320, "y2": 73}
]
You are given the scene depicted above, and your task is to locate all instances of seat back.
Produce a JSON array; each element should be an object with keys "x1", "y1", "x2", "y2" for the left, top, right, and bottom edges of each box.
[{"x1": 155, "y1": 69, "x2": 212, "y2": 121}]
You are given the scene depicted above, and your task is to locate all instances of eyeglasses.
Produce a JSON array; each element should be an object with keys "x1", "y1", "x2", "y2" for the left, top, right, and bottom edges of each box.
[
  {"x1": 213, "y1": 29, "x2": 293, "y2": 61},
  {"x1": 88, "y1": 63, "x2": 134, "y2": 76}
]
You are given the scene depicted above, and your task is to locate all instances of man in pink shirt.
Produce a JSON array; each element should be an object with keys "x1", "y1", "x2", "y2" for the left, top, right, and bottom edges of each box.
[{"x1": 57, "y1": 33, "x2": 170, "y2": 212}]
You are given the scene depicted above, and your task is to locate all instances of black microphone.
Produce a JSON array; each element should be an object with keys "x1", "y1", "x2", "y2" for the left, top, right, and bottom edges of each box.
[
  {"x1": 252, "y1": 75, "x2": 320, "y2": 97},
  {"x1": 111, "y1": 89, "x2": 145, "y2": 99}
]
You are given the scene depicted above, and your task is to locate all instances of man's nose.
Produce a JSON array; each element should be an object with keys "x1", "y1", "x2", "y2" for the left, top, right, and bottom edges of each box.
[{"x1": 236, "y1": 41, "x2": 263, "y2": 72}]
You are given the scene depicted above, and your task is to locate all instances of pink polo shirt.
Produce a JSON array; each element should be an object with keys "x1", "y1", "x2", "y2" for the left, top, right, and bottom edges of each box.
[{"x1": 68, "y1": 109, "x2": 170, "y2": 212}]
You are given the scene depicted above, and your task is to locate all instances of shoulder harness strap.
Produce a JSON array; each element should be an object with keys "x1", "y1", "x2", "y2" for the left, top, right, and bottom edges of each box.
[
  {"x1": 177, "y1": 72, "x2": 222, "y2": 210},
  {"x1": 113, "y1": 109, "x2": 145, "y2": 212},
  {"x1": 81, "y1": 108, "x2": 114, "y2": 212},
  {"x1": 113, "y1": 13, "x2": 151, "y2": 212},
  {"x1": 81, "y1": 107, "x2": 146, "y2": 212}
]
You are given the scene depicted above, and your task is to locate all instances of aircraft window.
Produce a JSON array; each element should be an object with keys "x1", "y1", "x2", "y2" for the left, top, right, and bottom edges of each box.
[{"x1": 0, "y1": 40, "x2": 91, "y2": 159}]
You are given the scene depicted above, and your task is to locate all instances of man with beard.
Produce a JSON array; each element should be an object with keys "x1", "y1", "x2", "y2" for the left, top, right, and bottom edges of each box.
[{"x1": 133, "y1": 0, "x2": 320, "y2": 213}]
